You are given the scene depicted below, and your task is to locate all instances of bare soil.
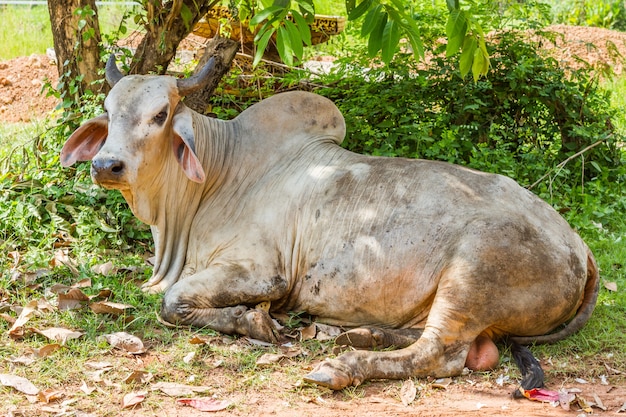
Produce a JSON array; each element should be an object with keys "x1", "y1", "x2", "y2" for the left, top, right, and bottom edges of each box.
[{"x1": 2, "y1": 25, "x2": 626, "y2": 416}]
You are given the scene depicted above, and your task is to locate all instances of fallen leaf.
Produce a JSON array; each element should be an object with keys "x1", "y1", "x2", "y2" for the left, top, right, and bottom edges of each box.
[
  {"x1": 122, "y1": 391, "x2": 147, "y2": 408},
  {"x1": 315, "y1": 323, "x2": 343, "y2": 341},
  {"x1": 91, "y1": 261, "x2": 115, "y2": 276},
  {"x1": 520, "y1": 388, "x2": 560, "y2": 402},
  {"x1": 50, "y1": 249, "x2": 79, "y2": 275},
  {"x1": 256, "y1": 353, "x2": 285, "y2": 367},
  {"x1": 103, "y1": 332, "x2": 146, "y2": 354},
  {"x1": 189, "y1": 335, "x2": 212, "y2": 345},
  {"x1": 400, "y1": 379, "x2": 417, "y2": 406},
  {"x1": 35, "y1": 298, "x2": 55, "y2": 314},
  {"x1": 56, "y1": 287, "x2": 90, "y2": 311},
  {"x1": 592, "y1": 393, "x2": 607, "y2": 411},
  {"x1": 0, "y1": 373, "x2": 39, "y2": 395},
  {"x1": 90, "y1": 301, "x2": 134, "y2": 316},
  {"x1": 80, "y1": 380, "x2": 96, "y2": 395},
  {"x1": 152, "y1": 382, "x2": 210, "y2": 397},
  {"x1": 85, "y1": 361, "x2": 113, "y2": 370},
  {"x1": 432, "y1": 378, "x2": 452, "y2": 389},
  {"x1": 123, "y1": 370, "x2": 153, "y2": 384},
  {"x1": 32, "y1": 327, "x2": 83, "y2": 345},
  {"x1": 603, "y1": 281, "x2": 618, "y2": 292},
  {"x1": 183, "y1": 351, "x2": 196, "y2": 364},
  {"x1": 8, "y1": 300, "x2": 38, "y2": 339},
  {"x1": 618, "y1": 401, "x2": 626, "y2": 413},
  {"x1": 300, "y1": 323, "x2": 317, "y2": 341},
  {"x1": 177, "y1": 397, "x2": 231, "y2": 412},
  {"x1": 38, "y1": 388, "x2": 64, "y2": 404},
  {"x1": 558, "y1": 390, "x2": 576, "y2": 411},
  {"x1": 6, "y1": 355, "x2": 36, "y2": 366},
  {"x1": 33, "y1": 343, "x2": 62, "y2": 358}
]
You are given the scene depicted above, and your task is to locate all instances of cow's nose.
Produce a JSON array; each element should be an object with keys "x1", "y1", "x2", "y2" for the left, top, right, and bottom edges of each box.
[{"x1": 91, "y1": 157, "x2": 126, "y2": 182}]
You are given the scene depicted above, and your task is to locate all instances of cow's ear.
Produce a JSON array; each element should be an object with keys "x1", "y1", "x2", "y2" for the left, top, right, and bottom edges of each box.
[
  {"x1": 60, "y1": 114, "x2": 109, "y2": 167},
  {"x1": 172, "y1": 106, "x2": 206, "y2": 183}
]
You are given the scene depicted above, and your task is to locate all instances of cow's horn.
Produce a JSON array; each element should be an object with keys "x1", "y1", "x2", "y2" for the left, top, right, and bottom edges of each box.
[
  {"x1": 176, "y1": 57, "x2": 216, "y2": 96},
  {"x1": 105, "y1": 54, "x2": 124, "y2": 87}
]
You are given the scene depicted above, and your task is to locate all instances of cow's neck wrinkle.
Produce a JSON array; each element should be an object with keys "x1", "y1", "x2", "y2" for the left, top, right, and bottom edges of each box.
[{"x1": 146, "y1": 112, "x2": 239, "y2": 288}]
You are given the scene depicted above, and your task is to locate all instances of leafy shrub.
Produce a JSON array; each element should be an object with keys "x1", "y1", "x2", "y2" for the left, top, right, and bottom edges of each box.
[
  {"x1": 0, "y1": 124, "x2": 151, "y2": 268},
  {"x1": 316, "y1": 29, "x2": 622, "y2": 186}
]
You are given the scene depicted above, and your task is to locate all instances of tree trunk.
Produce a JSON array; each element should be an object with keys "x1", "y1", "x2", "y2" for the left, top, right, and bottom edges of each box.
[
  {"x1": 48, "y1": 0, "x2": 105, "y2": 98},
  {"x1": 130, "y1": 0, "x2": 220, "y2": 75},
  {"x1": 183, "y1": 37, "x2": 239, "y2": 115}
]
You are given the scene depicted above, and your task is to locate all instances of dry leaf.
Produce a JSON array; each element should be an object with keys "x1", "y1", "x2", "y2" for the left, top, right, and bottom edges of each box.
[
  {"x1": 38, "y1": 388, "x2": 64, "y2": 404},
  {"x1": 6, "y1": 355, "x2": 36, "y2": 366},
  {"x1": 50, "y1": 249, "x2": 79, "y2": 275},
  {"x1": 85, "y1": 361, "x2": 113, "y2": 370},
  {"x1": 177, "y1": 397, "x2": 231, "y2": 412},
  {"x1": 123, "y1": 370, "x2": 153, "y2": 384},
  {"x1": 122, "y1": 391, "x2": 147, "y2": 408},
  {"x1": 91, "y1": 261, "x2": 115, "y2": 276},
  {"x1": 80, "y1": 380, "x2": 96, "y2": 395},
  {"x1": 56, "y1": 287, "x2": 89, "y2": 311},
  {"x1": 256, "y1": 353, "x2": 285, "y2": 367},
  {"x1": 315, "y1": 323, "x2": 343, "y2": 341},
  {"x1": 32, "y1": 327, "x2": 83, "y2": 345},
  {"x1": 432, "y1": 377, "x2": 453, "y2": 389},
  {"x1": 103, "y1": 332, "x2": 146, "y2": 354},
  {"x1": 604, "y1": 281, "x2": 618, "y2": 292},
  {"x1": 90, "y1": 301, "x2": 134, "y2": 316},
  {"x1": 8, "y1": 300, "x2": 38, "y2": 339},
  {"x1": 400, "y1": 379, "x2": 417, "y2": 406},
  {"x1": 183, "y1": 351, "x2": 196, "y2": 364},
  {"x1": 618, "y1": 402, "x2": 626, "y2": 413},
  {"x1": 34, "y1": 343, "x2": 62, "y2": 358},
  {"x1": 152, "y1": 382, "x2": 210, "y2": 397},
  {"x1": 593, "y1": 393, "x2": 607, "y2": 411},
  {"x1": 0, "y1": 373, "x2": 39, "y2": 395},
  {"x1": 300, "y1": 323, "x2": 317, "y2": 341},
  {"x1": 189, "y1": 335, "x2": 212, "y2": 345}
]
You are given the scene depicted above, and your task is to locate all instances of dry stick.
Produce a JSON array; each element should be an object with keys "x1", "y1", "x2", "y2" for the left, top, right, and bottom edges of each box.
[{"x1": 527, "y1": 139, "x2": 606, "y2": 192}]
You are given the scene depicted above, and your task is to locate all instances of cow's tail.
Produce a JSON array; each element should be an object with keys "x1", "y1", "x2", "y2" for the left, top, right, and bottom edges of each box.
[{"x1": 511, "y1": 245, "x2": 600, "y2": 345}]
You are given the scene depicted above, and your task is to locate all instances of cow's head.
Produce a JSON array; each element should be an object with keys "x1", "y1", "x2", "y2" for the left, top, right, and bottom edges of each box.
[{"x1": 60, "y1": 55, "x2": 216, "y2": 190}]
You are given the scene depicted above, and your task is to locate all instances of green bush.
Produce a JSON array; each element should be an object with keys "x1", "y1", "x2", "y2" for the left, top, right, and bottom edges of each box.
[{"x1": 317, "y1": 30, "x2": 622, "y2": 185}]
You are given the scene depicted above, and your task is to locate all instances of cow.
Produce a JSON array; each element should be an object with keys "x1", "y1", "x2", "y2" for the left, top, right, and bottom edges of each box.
[{"x1": 61, "y1": 55, "x2": 599, "y2": 393}]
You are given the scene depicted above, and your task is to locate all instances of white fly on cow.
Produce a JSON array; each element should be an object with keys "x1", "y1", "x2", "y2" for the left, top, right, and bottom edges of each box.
[{"x1": 61, "y1": 54, "x2": 599, "y2": 394}]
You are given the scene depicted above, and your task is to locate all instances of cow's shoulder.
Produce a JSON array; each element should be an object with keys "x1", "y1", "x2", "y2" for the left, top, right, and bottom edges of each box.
[{"x1": 236, "y1": 91, "x2": 346, "y2": 147}]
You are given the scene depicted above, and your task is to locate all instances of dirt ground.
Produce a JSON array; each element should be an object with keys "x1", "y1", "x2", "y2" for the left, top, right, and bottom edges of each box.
[{"x1": 2, "y1": 25, "x2": 626, "y2": 416}]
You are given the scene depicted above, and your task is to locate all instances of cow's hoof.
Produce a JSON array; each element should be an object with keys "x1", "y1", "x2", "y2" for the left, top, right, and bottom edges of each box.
[
  {"x1": 303, "y1": 359, "x2": 357, "y2": 390},
  {"x1": 239, "y1": 309, "x2": 278, "y2": 344},
  {"x1": 335, "y1": 327, "x2": 384, "y2": 349}
]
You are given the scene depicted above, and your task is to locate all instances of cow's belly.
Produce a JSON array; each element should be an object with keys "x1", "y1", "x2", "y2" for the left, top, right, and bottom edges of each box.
[{"x1": 283, "y1": 240, "x2": 440, "y2": 328}]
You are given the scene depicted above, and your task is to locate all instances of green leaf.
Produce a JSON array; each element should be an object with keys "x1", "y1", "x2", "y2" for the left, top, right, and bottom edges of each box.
[
  {"x1": 348, "y1": 0, "x2": 372, "y2": 21},
  {"x1": 367, "y1": 12, "x2": 387, "y2": 58},
  {"x1": 446, "y1": 0, "x2": 459, "y2": 12},
  {"x1": 381, "y1": 19, "x2": 401, "y2": 64},
  {"x1": 471, "y1": 46, "x2": 489, "y2": 82},
  {"x1": 180, "y1": 3, "x2": 193, "y2": 30},
  {"x1": 291, "y1": 10, "x2": 312, "y2": 45},
  {"x1": 250, "y1": 5, "x2": 284, "y2": 27},
  {"x1": 253, "y1": 27, "x2": 276, "y2": 67},
  {"x1": 446, "y1": 9, "x2": 467, "y2": 57},
  {"x1": 297, "y1": 0, "x2": 315, "y2": 20},
  {"x1": 385, "y1": 1, "x2": 424, "y2": 59},
  {"x1": 361, "y1": 4, "x2": 383, "y2": 37},
  {"x1": 276, "y1": 26, "x2": 294, "y2": 67},
  {"x1": 284, "y1": 19, "x2": 303, "y2": 61},
  {"x1": 346, "y1": 0, "x2": 356, "y2": 15},
  {"x1": 459, "y1": 35, "x2": 477, "y2": 78}
]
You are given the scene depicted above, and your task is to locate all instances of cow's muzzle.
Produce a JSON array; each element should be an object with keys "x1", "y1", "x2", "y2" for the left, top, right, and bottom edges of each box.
[{"x1": 91, "y1": 157, "x2": 126, "y2": 185}]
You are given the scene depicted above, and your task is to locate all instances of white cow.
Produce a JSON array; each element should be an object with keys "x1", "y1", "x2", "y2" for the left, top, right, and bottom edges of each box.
[{"x1": 61, "y1": 56, "x2": 599, "y2": 392}]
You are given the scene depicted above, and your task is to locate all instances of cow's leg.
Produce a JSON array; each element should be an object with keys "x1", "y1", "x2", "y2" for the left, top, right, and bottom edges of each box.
[
  {"x1": 335, "y1": 327, "x2": 424, "y2": 349},
  {"x1": 158, "y1": 264, "x2": 288, "y2": 343},
  {"x1": 304, "y1": 329, "x2": 471, "y2": 390}
]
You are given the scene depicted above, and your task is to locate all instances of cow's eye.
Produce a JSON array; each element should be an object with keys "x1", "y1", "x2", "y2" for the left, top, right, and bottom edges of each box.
[{"x1": 153, "y1": 110, "x2": 167, "y2": 125}]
